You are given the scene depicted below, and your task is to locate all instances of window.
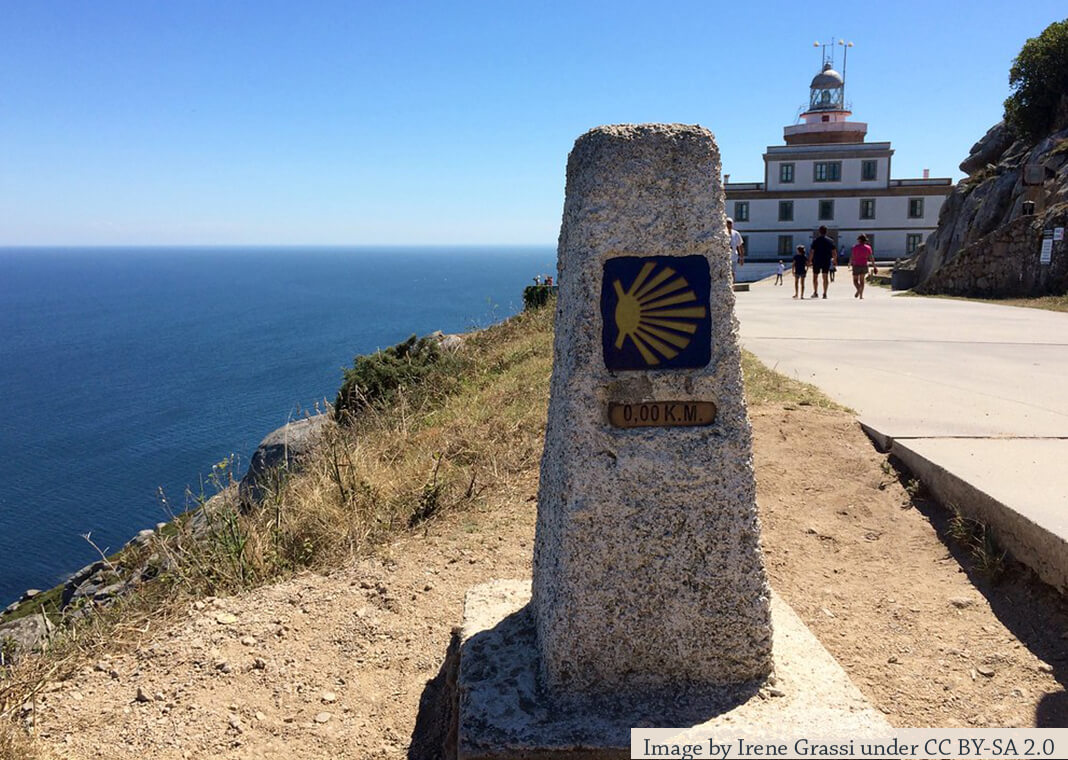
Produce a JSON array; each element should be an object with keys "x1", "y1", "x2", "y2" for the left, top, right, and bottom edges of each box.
[
  {"x1": 818, "y1": 200, "x2": 834, "y2": 221},
  {"x1": 734, "y1": 201, "x2": 749, "y2": 222},
  {"x1": 814, "y1": 161, "x2": 842, "y2": 182},
  {"x1": 779, "y1": 163, "x2": 794, "y2": 183},
  {"x1": 908, "y1": 198, "x2": 925, "y2": 218},
  {"x1": 860, "y1": 199, "x2": 876, "y2": 219},
  {"x1": 778, "y1": 235, "x2": 793, "y2": 256},
  {"x1": 778, "y1": 201, "x2": 793, "y2": 222},
  {"x1": 861, "y1": 160, "x2": 878, "y2": 181},
  {"x1": 906, "y1": 233, "x2": 923, "y2": 254}
]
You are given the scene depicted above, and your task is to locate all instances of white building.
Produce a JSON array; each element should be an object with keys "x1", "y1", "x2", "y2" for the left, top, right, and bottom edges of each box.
[{"x1": 726, "y1": 58, "x2": 952, "y2": 261}]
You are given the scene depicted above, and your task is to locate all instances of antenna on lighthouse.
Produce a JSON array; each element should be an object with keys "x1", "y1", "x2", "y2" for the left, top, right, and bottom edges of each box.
[
  {"x1": 813, "y1": 39, "x2": 833, "y2": 68},
  {"x1": 838, "y1": 39, "x2": 854, "y2": 106}
]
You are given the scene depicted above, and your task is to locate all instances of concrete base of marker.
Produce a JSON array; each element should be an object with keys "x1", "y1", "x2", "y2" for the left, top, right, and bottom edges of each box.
[
  {"x1": 455, "y1": 580, "x2": 890, "y2": 759},
  {"x1": 733, "y1": 282, "x2": 750, "y2": 292}
]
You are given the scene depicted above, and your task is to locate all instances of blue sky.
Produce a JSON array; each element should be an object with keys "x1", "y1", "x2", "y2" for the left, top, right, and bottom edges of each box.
[{"x1": 1, "y1": 1, "x2": 1065, "y2": 245}]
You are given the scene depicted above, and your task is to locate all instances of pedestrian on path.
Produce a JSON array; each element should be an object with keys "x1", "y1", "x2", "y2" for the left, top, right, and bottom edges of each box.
[
  {"x1": 775, "y1": 260, "x2": 784, "y2": 286},
  {"x1": 792, "y1": 245, "x2": 808, "y2": 299},
  {"x1": 829, "y1": 257, "x2": 837, "y2": 283},
  {"x1": 850, "y1": 234, "x2": 877, "y2": 299},
  {"x1": 809, "y1": 225, "x2": 836, "y2": 299},
  {"x1": 726, "y1": 217, "x2": 745, "y2": 281}
]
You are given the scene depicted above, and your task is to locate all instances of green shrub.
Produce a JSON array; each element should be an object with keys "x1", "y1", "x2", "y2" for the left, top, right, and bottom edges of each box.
[
  {"x1": 523, "y1": 284, "x2": 555, "y2": 310},
  {"x1": 335, "y1": 334, "x2": 448, "y2": 421},
  {"x1": 1004, "y1": 18, "x2": 1068, "y2": 141}
]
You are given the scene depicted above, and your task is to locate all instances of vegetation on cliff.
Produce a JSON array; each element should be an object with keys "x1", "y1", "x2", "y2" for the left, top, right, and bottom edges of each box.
[
  {"x1": 334, "y1": 333, "x2": 460, "y2": 421},
  {"x1": 1005, "y1": 18, "x2": 1068, "y2": 141}
]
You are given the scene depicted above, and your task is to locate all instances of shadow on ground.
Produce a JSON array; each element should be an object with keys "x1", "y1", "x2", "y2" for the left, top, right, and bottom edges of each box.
[
  {"x1": 887, "y1": 455, "x2": 1068, "y2": 727},
  {"x1": 408, "y1": 629, "x2": 460, "y2": 760}
]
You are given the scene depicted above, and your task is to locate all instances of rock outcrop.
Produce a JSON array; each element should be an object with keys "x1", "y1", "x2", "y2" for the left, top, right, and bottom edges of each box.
[
  {"x1": 904, "y1": 119, "x2": 1068, "y2": 294},
  {"x1": 958, "y1": 122, "x2": 1017, "y2": 176},
  {"x1": 0, "y1": 614, "x2": 52, "y2": 662},
  {"x1": 238, "y1": 414, "x2": 329, "y2": 506}
]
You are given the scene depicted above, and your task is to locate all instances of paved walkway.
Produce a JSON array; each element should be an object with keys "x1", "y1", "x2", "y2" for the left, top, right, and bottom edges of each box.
[{"x1": 735, "y1": 277, "x2": 1068, "y2": 592}]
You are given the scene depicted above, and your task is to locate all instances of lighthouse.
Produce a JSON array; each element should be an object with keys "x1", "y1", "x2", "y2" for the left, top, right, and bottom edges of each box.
[
  {"x1": 724, "y1": 46, "x2": 952, "y2": 261},
  {"x1": 784, "y1": 61, "x2": 868, "y2": 145}
]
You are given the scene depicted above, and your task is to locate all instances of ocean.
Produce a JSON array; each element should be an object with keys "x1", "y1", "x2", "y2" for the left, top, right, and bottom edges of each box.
[
  {"x1": 0, "y1": 246, "x2": 559, "y2": 605},
  {"x1": 0, "y1": 248, "x2": 774, "y2": 605}
]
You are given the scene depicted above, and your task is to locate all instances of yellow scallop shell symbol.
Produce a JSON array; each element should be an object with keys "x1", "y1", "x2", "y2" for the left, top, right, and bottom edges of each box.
[{"x1": 613, "y1": 261, "x2": 707, "y2": 366}]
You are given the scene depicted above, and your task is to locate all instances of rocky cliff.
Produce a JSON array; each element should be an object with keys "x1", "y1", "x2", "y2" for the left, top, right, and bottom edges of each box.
[{"x1": 905, "y1": 119, "x2": 1068, "y2": 295}]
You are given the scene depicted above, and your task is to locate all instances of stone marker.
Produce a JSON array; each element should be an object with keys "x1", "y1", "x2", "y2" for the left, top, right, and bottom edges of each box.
[
  {"x1": 532, "y1": 123, "x2": 771, "y2": 693},
  {"x1": 456, "y1": 124, "x2": 890, "y2": 758}
]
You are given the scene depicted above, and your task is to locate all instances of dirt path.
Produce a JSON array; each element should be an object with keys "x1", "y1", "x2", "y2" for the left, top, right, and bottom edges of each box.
[{"x1": 23, "y1": 406, "x2": 1068, "y2": 758}]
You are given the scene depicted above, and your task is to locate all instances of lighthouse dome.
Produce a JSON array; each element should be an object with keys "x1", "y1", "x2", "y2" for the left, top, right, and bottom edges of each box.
[{"x1": 810, "y1": 64, "x2": 843, "y2": 90}]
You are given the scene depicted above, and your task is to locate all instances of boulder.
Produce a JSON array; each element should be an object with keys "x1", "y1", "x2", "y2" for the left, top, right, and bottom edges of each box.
[
  {"x1": 238, "y1": 414, "x2": 329, "y2": 506},
  {"x1": 959, "y1": 122, "x2": 1015, "y2": 175},
  {"x1": 124, "y1": 528, "x2": 156, "y2": 550},
  {"x1": 60, "y1": 561, "x2": 106, "y2": 607},
  {"x1": 61, "y1": 562, "x2": 123, "y2": 609},
  {"x1": 438, "y1": 333, "x2": 464, "y2": 351},
  {"x1": 429, "y1": 329, "x2": 465, "y2": 351},
  {"x1": 0, "y1": 614, "x2": 53, "y2": 661},
  {"x1": 969, "y1": 170, "x2": 1020, "y2": 240}
]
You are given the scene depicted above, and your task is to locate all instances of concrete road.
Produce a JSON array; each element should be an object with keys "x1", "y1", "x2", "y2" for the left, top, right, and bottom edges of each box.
[{"x1": 735, "y1": 277, "x2": 1068, "y2": 592}]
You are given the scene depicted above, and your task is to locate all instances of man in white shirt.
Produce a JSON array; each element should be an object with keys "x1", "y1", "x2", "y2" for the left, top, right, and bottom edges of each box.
[{"x1": 727, "y1": 217, "x2": 745, "y2": 281}]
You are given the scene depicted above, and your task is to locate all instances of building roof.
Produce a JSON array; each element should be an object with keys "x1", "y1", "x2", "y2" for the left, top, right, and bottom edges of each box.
[{"x1": 810, "y1": 65, "x2": 843, "y2": 90}]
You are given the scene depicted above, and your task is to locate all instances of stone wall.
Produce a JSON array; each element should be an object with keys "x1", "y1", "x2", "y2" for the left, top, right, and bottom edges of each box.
[
  {"x1": 915, "y1": 204, "x2": 1068, "y2": 297},
  {"x1": 905, "y1": 122, "x2": 1068, "y2": 287}
]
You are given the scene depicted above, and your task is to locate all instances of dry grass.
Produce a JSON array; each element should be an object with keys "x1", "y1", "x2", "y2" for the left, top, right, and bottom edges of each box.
[
  {"x1": 741, "y1": 350, "x2": 847, "y2": 411},
  {"x1": 903, "y1": 290, "x2": 1068, "y2": 313},
  {"x1": 987, "y1": 294, "x2": 1068, "y2": 313},
  {"x1": 207, "y1": 304, "x2": 555, "y2": 585},
  {"x1": 0, "y1": 727, "x2": 32, "y2": 760},
  {"x1": 947, "y1": 504, "x2": 1008, "y2": 579}
]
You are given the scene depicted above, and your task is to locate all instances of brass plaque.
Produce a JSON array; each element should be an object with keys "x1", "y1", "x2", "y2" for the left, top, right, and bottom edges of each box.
[{"x1": 608, "y1": 401, "x2": 717, "y2": 429}]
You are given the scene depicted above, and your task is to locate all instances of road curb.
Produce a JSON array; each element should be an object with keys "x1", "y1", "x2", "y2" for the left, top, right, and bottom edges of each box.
[{"x1": 859, "y1": 422, "x2": 1068, "y2": 594}]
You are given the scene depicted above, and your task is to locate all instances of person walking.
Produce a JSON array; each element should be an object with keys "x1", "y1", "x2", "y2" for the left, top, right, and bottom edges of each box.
[
  {"x1": 726, "y1": 217, "x2": 745, "y2": 281},
  {"x1": 849, "y1": 234, "x2": 877, "y2": 299},
  {"x1": 792, "y1": 245, "x2": 808, "y2": 299},
  {"x1": 829, "y1": 257, "x2": 837, "y2": 283},
  {"x1": 775, "y1": 260, "x2": 785, "y2": 286},
  {"x1": 808, "y1": 225, "x2": 836, "y2": 299}
]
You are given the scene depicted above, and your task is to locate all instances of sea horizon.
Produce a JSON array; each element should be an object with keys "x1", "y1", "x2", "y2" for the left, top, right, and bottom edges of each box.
[
  {"x1": 0, "y1": 245, "x2": 556, "y2": 604},
  {"x1": 0, "y1": 243, "x2": 555, "y2": 252}
]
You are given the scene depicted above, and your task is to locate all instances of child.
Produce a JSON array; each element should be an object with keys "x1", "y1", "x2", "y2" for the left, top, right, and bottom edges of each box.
[
  {"x1": 792, "y1": 245, "x2": 808, "y2": 299},
  {"x1": 775, "y1": 260, "x2": 784, "y2": 285}
]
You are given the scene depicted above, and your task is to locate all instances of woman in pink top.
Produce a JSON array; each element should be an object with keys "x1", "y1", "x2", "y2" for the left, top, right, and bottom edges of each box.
[{"x1": 849, "y1": 234, "x2": 877, "y2": 299}]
